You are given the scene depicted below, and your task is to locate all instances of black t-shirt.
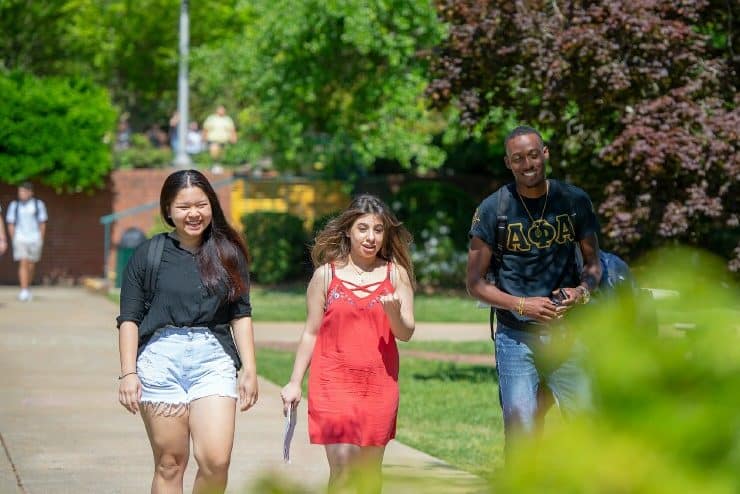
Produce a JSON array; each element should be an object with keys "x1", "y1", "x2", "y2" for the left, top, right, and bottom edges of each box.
[
  {"x1": 116, "y1": 233, "x2": 252, "y2": 369},
  {"x1": 469, "y1": 180, "x2": 599, "y2": 328}
]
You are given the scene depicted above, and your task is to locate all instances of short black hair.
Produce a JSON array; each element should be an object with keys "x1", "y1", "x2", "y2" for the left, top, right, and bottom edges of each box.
[
  {"x1": 504, "y1": 126, "x2": 545, "y2": 149},
  {"x1": 19, "y1": 181, "x2": 33, "y2": 190}
]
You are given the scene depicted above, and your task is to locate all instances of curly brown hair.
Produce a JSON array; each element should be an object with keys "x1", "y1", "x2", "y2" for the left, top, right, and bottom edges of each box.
[{"x1": 311, "y1": 194, "x2": 415, "y2": 288}]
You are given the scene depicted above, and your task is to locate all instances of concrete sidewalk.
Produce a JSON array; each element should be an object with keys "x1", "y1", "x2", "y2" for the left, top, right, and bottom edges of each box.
[{"x1": 0, "y1": 287, "x2": 489, "y2": 493}]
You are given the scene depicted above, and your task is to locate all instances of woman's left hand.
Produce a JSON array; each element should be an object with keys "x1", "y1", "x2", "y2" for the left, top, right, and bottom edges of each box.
[{"x1": 237, "y1": 369, "x2": 258, "y2": 411}]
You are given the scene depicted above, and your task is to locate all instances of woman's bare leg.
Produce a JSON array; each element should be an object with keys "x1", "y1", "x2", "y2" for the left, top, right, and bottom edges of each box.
[
  {"x1": 189, "y1": 396, "x2": 237, "y2": 494},
  {"x1": 141, "y1": 404, "x2": 190, "y2": 494}
]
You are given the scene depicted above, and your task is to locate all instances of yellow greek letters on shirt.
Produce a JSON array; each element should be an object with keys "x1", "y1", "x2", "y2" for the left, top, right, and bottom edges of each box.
[
  {"x1": 555, "y1": 214, "x2": 576, "y2": 244},
  {"x1": 528, "y1": 220, "x2": 557, "y2": 248},
  {"x1": 506, "y1": 215, "x2": 577, "y2": 252}
]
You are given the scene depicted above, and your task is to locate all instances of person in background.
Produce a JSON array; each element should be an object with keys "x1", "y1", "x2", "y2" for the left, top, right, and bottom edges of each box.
[
  {"x1": 202, "y1": 105, "x2": 237, "y2": 161},
  {"x1": 466, "y1": 125, "x2": 602, "y2": 459},
  {"x1": 6, "y1": 182, "x2": 48, "y2": 302},
  {"x1": 117, "y1": 169, "x2": 258, "y2": 494},
  {"x1": 0, "y1": 205, "x2": 7, "y2": 256},
  {"x1": 281, "y1": 194, "x2": 416, "y2": 494},
  {"x1": 186, "y1": 121, "x2": 205, "y2": 156},
  {"x1": 169, "y1": 111, "x2": 180, "y2": 152}
]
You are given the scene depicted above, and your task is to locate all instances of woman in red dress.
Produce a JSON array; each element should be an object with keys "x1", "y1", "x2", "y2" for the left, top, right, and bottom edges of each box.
[{"x1": 281, "y1": 194, "x2": 415, "y2": 493}]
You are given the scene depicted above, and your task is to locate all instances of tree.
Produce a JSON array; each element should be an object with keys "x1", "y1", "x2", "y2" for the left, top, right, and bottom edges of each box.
[
  {"x1": 0, "y1": 0, "x2": 252, "y2": 127},
  {"x1": 190, "y1": 0, "x2": 447, "y2": 176},
  {"x1": 428, "y1": 0, "x2": 739, "y2": 269},
  {"x1": 0, "y1": 72, "x2": 116, "y2": 191},
  {"x1": 69, "y1": 0, "x2": 251, "y2": 127}
]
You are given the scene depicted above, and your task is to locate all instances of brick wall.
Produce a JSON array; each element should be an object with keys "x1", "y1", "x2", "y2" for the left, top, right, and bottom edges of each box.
[{"x1": 0, "y1": 168, "x2": 232, "y2": 286}]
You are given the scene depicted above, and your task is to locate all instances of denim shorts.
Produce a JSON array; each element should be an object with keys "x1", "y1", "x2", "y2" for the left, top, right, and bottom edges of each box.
[{"x1": 137, "y1": 326, "x2": 237, "y2": 405}]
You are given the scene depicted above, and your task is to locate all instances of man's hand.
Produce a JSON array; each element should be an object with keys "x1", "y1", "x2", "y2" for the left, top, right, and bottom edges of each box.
[{"x1": 522, "y1": 296, "x2": 567, "y2": 323}]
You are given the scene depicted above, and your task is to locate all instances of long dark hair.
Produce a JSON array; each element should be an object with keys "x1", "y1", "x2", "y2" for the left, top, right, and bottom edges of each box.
[
  {"x1": 312, "y1": 194, "x2": 415, "y2": 288},
  {"x1": 160, "y1": 170, "x2": 249, "y2": 301}
]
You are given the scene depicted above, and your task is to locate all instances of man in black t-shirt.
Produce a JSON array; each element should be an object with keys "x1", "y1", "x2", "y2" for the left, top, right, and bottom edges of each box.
[{"x1": 466, "y1": 126, "x2": 602, "y2": 457}]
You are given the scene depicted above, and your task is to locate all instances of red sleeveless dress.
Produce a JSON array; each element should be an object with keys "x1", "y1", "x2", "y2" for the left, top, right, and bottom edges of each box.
[{"x1": 308, "y1": 262, "x2": 399, "y2": 446}]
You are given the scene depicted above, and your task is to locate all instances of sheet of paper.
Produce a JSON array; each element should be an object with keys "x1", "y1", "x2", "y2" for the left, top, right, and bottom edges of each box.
[{"x1": 283, "y1": 403, "x2": 297, "y2": 464}]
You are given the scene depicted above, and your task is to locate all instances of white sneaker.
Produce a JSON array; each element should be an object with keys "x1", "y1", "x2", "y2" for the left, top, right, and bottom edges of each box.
[{"x1": 18, "y1": 289, "x2": 31, "y2": 302}]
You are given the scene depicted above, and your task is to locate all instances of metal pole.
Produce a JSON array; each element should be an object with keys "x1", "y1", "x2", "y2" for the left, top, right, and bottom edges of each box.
[{"x1": 173, "y1": 0, "x2": 191, "y2": 168}]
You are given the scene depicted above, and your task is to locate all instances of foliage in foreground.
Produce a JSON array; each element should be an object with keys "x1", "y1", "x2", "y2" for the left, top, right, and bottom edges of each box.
[{"x1": 497, "y1": 247, "x2": 739, "y2": 493}]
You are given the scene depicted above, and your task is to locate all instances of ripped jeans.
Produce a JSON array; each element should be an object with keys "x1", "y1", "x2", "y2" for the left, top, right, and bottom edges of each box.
[{"x1": 137, "y1": 326, "x2": 237, "y2": 410}]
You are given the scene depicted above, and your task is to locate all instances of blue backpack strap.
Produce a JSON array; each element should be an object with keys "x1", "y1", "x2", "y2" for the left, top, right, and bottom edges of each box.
[{"x1": 143, "y1": 233, "x2": 166, "y2": 311}]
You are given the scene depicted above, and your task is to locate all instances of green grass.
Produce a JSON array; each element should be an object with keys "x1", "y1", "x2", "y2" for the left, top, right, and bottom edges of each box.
[
  {"x1": 399, "y1": 339, "x2": 493, "y2": 355},
  {"x1": 250, "y1": 284, "x2": 489, "y2": 323},
  {"x1": 414, "y1": 295, "x2": 490, "y2": 323},
  {"x1": 250, "y1": 285, "x2": 307, "y2": 321},
  {"x1": 256, "y1": 348, "x2": 504, "y2": 479},
  {"x1": 108, "y1": 284, "x2": 489, "y2": 323}
]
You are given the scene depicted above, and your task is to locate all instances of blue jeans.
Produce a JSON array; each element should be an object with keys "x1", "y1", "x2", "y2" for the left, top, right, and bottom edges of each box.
[{"x1": 494, "y1": 323, "x2": 592, "y2": 451}]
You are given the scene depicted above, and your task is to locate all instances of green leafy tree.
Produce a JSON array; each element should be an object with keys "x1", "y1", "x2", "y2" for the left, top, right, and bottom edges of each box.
[
  {"x1": 69, "y1": 0, "x2": 251, "y2": 126},
  {"x1": 428, "y1": 1, "x2": 739, "y2": 269},
  {"x1": 0, "y1": 1, "x2": 84, "y2": 75},
  {"x1": 0, "y1": 72, "x2": 116, "y2": 191},
  {"x1": 191, "y1": 0, "x2": 447, "y2": 175}
]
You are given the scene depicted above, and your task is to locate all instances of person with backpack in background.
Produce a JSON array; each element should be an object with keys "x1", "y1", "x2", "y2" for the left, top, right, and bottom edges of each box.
[
  {"x1": 466, "y1": 126, "x2": 602, "y2": 459},
  {"x1": 0, "y1": 205, "x2": 8, "y2": 257},
  {"x1": 116, "y1": 170, "x2": 258, "y2": 494},
  {"x1": 6, "y1": 182, "x2": 48, "y2": 302}
]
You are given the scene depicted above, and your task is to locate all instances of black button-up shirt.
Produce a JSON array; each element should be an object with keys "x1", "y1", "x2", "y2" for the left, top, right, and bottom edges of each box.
[{"x1": 116, "y1": 233, "x2": 252, "y2": 369}]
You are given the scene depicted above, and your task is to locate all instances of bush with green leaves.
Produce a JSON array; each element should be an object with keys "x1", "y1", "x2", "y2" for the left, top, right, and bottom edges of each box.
[
  {"x1": 113, "y1": 134, "x2": 172, "y2": 169},
  {"x1": 391, "y1": 180, "x2": 476, "y2": 290},
  {"x1": 0, "y1": 71, "x2": 116, "y2": 191},
  {"x1": 497, "y1": 247, "x2": 739, "y2": 493},
  {"x1": 242, "y1": 212, "x2": 307, "y2": 284},
  {"x1": 409, "y1": 210, "x2": 468, "y2": 291}
]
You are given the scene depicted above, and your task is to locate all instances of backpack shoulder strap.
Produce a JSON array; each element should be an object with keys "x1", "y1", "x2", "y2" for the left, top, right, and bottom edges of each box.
[
  {"x1": 10, "y1": 201, "x2": 18, "y2": 225},
  {"x1": 143, "y1": 233, "x2": 166, "y2": 310},
  {"x1": 494, "y1": 184, "x2": 512, "y2": 263}
]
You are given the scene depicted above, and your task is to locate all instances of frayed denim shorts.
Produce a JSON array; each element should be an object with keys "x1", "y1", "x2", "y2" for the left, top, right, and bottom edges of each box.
[{"x1": 136, "y1": 326, "x2": 237, "y2": 405}]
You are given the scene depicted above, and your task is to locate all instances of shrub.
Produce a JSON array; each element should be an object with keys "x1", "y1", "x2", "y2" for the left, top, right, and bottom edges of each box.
[
  {"x1": 0, "y1": 71, "x2": 116, "y2": 191},
  {"x1": 392, "y1": 181, "x2": 476, "y2": 289},
  {"x1": 113, "y1": 134, "x2": 172, "y2": 169},
  {"x1": 392, "y1": 180, "x2": 477, "y2": 251},
  {"x1": 243, "y1": 211, "x2": 307, "y2": 284}
]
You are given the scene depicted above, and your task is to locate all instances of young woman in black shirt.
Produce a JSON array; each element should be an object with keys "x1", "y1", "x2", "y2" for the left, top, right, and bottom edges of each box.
[{"x1": 117, "y1": 169, "x2": 257, "y2": 494}]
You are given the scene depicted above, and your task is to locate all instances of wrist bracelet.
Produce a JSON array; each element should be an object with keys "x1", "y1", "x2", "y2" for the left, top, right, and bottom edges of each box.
[
  {"x1": 118, "y1": 371, "x2": 137, "y2": 380},
  {"x1": 516, "y1": 296, "x2": 525, "y2": 316}
]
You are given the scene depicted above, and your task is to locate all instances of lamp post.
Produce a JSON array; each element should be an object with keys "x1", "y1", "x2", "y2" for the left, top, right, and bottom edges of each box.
[{"x1": 173, "y1": 0, "x2": 191, "y2": 168}]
